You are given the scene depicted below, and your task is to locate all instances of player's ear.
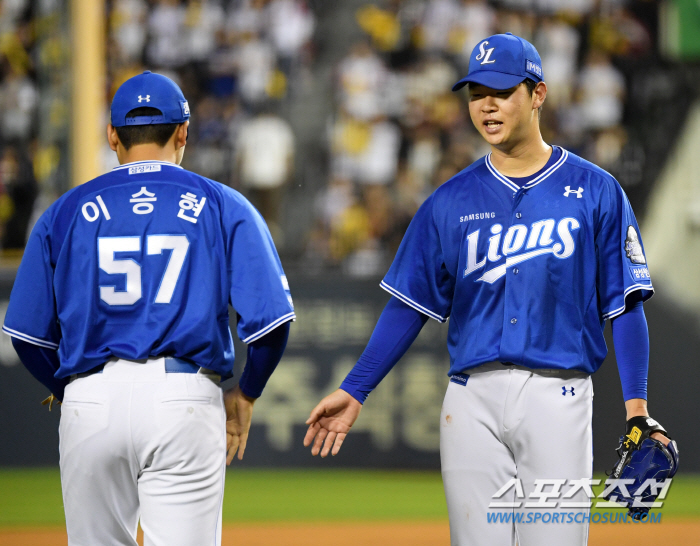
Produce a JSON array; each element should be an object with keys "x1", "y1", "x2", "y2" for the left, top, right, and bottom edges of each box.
[
  {"x1": 107, "y1": 124, "x2": 120, "y2": 152},
  {"x1": 174, "y1": 121, "x2": 189, "y2": 150},
  {"x1": 532, "y1": 81, "x2": 547, "y2": 111}
]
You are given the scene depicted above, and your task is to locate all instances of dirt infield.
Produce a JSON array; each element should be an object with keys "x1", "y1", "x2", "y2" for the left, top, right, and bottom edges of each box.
[{"x1": 1, "y1": 520, "x2": 699, "y2": 545}]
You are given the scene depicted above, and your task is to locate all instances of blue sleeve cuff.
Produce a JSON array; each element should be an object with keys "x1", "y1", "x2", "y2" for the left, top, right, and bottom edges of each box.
[
  {"x1": 238, "y1": 321, "x2": 290, "y2": 399},
  {"x1": 11, "y1": 337, "x2": 67, "y2": 401}
]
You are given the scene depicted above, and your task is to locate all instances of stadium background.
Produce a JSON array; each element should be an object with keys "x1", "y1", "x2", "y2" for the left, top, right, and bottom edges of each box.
[{"x1": 0, "y1": 0, "x2": 699, "y2": 544}]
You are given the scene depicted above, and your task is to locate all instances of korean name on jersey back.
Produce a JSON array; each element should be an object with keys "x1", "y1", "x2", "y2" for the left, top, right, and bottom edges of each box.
[{"x1": 464, "y1": 217, "x2": 580, "y2": 284}]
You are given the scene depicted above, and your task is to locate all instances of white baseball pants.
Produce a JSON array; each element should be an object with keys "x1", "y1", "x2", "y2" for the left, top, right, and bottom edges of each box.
[
  {"x1": 59, "y1": 357, "x2": 227, "y2": 546},
  {"x1": 440, "y1": 362, "x2": 593, "y2": 546}
]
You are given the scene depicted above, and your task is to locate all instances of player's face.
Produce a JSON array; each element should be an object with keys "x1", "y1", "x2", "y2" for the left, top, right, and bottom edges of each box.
[{"x1": 467, "y1": 83, "x2": 538, "y2": 150}]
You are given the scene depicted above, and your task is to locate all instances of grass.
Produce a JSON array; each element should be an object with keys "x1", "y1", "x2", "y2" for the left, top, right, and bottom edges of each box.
[
  {"x1": 0, "y1": 468, "x2": 697, "y2": 527},
  {"x1": 223, "y1": 469, "x2": 448, "y2": 522}
]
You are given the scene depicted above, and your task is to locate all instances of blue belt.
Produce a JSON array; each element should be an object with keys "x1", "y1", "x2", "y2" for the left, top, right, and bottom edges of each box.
[{"x1": 74, "y1": 357, "x2": 201, "y2": 379}]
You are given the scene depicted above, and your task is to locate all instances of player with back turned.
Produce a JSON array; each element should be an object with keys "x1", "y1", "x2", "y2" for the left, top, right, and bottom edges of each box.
[
  {"x1": 3, "y1": 71, "x2": 295, "y2": 546},
  {"x1": 304, "y1": 33, "x2": 678, "y2": 545}
]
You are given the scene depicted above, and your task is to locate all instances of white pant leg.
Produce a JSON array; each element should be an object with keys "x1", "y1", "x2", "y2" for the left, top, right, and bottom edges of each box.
[
  {"x1": 60, "y1": 374, "x2": 140, "y2": 546},
  {"x1": 440, "y1": 369, "x2": 517, "y2": 546},
  {"x1": 60, "y1": 359, "x2": 226, "y2": 546},
  {"x1": 135, "y1": 373, "x2": 226, "y2": 546},
  {"x1": 507, "y1": 369, "x2": 592, "y2": 546},
  {"x1": 440, "y1": 364, "x2": 593, "y2": 546}
]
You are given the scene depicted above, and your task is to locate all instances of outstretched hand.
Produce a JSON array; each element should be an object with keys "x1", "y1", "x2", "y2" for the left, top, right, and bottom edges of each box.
[
  {"x1": 223, "y1": 385, "x2": 256, "y2": 464},
  {"x1": 304, "y1": 389, "x2": 362, "y2": 457}
]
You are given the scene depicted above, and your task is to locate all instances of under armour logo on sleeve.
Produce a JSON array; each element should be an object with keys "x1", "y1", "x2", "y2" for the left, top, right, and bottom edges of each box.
[
  {"x1": 138, "y1": 95, "x2": 150, "y2": 103},
  {"x1": 564, "y1": 186, "x2": 583, "y2": 198}
]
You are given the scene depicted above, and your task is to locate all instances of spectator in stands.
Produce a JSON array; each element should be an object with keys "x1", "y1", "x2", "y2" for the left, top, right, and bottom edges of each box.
[
  {"x1": 452, "y1": 0, "x2": 497, "y2": 68},
  {"x1": 267, "y1": 0, "x2": 315, "y2": 77},
  {"x1": 419, "y1": 0, "x2": 461, "y2": 53},
  {"x1": 184, "y1": 0, "x2": 226, "y2": 64},
  {"x1": 227, "y1": 0, "x2": 267, "y2": 42},
  {"x1": 576, "y1": 49, "x2": 626, "y2": 130},
  {"x1": 235, "y1": 31, "x2": 278, "y2": 106},
  {"x1": 0, "y1": 144, "x2": 37, "y2": 249},
  {"x1": 146, "y1": 0, "x2": 186, "y2": 68},
  {"x1": 235, "y1": 110, "x2": 295, "y2": 239},
  {"x1": 0, "y1": 69, "x2": 36, "y2": 142},
  {"x1": 111, "y1": 0, "x2": 148, "y2": 65},
  {"x1": 535, "y1": 15, "x2": 579, "y2": 107},
  {"x1": 337, "y1": 41, "x2": 388, "y2": 121}
]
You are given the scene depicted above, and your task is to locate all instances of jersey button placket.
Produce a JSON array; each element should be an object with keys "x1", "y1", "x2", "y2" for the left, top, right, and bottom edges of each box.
[{"x1": 501, "y1": 191, "x2": 525, "y2": 358}]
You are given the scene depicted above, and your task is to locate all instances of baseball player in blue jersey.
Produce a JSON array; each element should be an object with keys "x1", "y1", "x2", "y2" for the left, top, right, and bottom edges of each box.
[
  {"x1": 4, "y1": 71, "x2": 295, "y2": 546},
  {"x1": 304, "y1": 33, "x2": 678, "y2": 545}
]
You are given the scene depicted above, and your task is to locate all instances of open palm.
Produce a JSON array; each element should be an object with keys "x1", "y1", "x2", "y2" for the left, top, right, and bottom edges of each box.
[{"x1": 304, "y1": 389, "x2": 362, "y2": 457}]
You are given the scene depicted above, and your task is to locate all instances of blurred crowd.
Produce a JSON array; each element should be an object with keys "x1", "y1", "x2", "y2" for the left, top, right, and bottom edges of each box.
[
  {"x1": 307, "y1": 0, "x2": 656, "y2": 276},
  {"x1": 0, "y1": 0, "x2": 51, "y2": 253},
  {"x1": 0, "y1": 0, "x2": 660, "y2": 273},
  {"x1": 107, "y1": 0, "x2": 315, "y2": 239}
]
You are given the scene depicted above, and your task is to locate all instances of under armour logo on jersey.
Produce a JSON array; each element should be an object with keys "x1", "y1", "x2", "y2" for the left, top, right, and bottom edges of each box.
[
  {"x1": 562, "y1": 386, "x2": 575, "y2": 396},
  {"x1": 138, "y1": 95, "x2": 150, "y2": 103},
  {"x1": 564, "y1": 186, "x2": 584, "y2": 198},
  {"x1": 475, "y1": 41, "x2": 496, "y2": 65}
]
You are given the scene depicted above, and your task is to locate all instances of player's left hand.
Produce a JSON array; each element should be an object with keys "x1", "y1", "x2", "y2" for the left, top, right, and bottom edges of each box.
[
  {"x1": 606, "y1": 416, "x2": 679, "y2": 519},
  {"x1": 223, "y1": 385, "x2": 256, "y2": 464},
  {"x1": 651, "y1": 432, "x2": 670, "y2": 446}
]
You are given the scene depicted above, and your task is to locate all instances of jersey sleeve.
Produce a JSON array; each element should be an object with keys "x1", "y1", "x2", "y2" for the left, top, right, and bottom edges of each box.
[
  {"x1": 381, "y1": 194, "x2": 454, "y2": 322},
  {"x1": 223, "y1": 194, "x2": 295, "y2": 343},
  {"x1": 596, "y1": 179, "x2": 653, "y2": 320},
  {"x1": 2, "y1": 212, "x2": 60, "y2": 349}
]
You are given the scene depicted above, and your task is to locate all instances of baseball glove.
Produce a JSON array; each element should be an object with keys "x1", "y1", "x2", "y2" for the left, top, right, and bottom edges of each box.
[{"x1": 606, "y1": 416, "x2": 679, "y2": 519}]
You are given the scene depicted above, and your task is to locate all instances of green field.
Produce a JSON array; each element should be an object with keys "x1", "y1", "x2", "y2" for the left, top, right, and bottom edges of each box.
[{"x1": 0, "y1": 469, "x2": 698, "y2": 527}]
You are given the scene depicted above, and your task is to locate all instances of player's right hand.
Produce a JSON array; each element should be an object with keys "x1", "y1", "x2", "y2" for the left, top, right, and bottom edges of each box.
[
  {"x1": 223, "y1": 385, "x2": 256, "y2": 464},
  {"x1": 304, "y1": 389, "x2": 362, "y2": 458}
]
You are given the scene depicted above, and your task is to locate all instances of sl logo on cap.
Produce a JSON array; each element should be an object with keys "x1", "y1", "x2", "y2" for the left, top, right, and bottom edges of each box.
[{"x1": 476, "y1": 41, "x2": 496, "y2": 65}]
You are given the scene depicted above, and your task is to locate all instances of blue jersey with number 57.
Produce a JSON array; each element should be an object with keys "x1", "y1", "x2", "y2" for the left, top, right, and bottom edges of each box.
[
  {"x1": 381, "y1": 148, "x2": 653, "y2": 375},
  {"x1": 3, "y1": 160, "x2": 295, "y2": 378}
]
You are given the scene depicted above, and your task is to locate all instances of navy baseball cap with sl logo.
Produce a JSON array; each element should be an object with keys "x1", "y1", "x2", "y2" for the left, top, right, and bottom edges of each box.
[
  {"x1": 110, "y1": 71, "x2": 190, "y2": 127},
  {"x1": 452, "y1": 32, "x2": 543, "y2": 92}
]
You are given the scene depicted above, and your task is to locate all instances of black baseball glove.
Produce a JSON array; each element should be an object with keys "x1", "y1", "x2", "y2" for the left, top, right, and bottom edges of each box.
[{"x1": 605, "y1": 416, "x2": 679, "y2": 519}]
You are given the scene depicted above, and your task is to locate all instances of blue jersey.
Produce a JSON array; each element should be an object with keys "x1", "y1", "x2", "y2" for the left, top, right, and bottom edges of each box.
[
  {"x1": 3, "y1": 160, "x2": 295, "y2": 378},
  {"x1": 381, "y1": 147, "x2": 653, "y2": 375}
]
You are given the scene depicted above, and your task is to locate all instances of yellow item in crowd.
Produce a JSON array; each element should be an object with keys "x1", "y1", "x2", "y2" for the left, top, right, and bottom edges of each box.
[
  {"x1": 356, "y1": 5, "x2": 400, "y2": 52},
  {"x1": 338, "y1": 119, "x2": 372, "y2": 155},
  {"x1": 266, "y1": 69, "x2": 288, "y2": 99},
  {"x1": 330, "y1": 204, "x2": 372, "y2": 261}
]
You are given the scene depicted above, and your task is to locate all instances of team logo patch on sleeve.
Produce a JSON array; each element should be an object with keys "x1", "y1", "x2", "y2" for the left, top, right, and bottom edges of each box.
[{"x1": 625, "y1": 226, "x2": 646, "y2": 264}]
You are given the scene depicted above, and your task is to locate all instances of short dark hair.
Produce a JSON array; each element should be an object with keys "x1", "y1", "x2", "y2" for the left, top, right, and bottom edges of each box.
[
  {"x1": 522, "y1": 78, "x2": 542, "y2": 117},
  {"x1": 522, "y1": 78, "x2": 537, "y2": 96},
  {"x1": 115, "y1": 107, "x2": 179, "y2": 150}
]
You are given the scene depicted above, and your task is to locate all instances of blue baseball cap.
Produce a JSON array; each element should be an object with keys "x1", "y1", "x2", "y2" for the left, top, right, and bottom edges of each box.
[
  {"x1": 452, "y1": 33, "x2": 543, "y2": 92},
  {"x1": 111, "y1": 71, "x2": 190, "y2": 127}
]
